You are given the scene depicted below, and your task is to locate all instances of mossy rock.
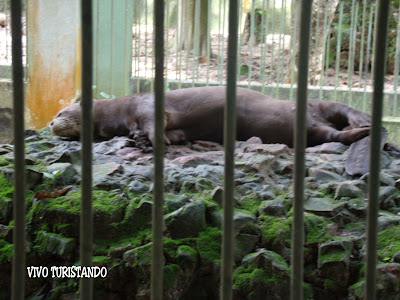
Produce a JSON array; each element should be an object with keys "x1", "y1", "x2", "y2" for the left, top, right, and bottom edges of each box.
[
  {"x1": 258, "y1": 215, "x2": 291, "y2": 256},
  {"x1": 377, "y1": 225, "x2": 400, "y2": 261}
]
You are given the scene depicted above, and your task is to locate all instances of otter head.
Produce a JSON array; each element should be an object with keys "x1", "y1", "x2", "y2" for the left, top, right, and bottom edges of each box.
[{"x1": 49, "y1": 103, "x2": 82, "y2": 138}]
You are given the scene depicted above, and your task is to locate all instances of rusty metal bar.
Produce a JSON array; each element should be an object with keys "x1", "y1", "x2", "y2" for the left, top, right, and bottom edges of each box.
[
  {"x1": 151, "y1": 0, "x2": 165, "y2": 298},
  {"x1": 80, "y1": 0, "x2": 93, "y2": 299},
  {"x1": 10, "y1": 0, "x2": 26, "y2": 299},
  {"x1": 364, "y1": 0, "x2": 390, "y2": 299},
  {"x1": 221, "y1": 0, "x2": 238, "y2": 299},
  {"x1": 291, "y1": 1, "x2": 313, "y2": 299}
]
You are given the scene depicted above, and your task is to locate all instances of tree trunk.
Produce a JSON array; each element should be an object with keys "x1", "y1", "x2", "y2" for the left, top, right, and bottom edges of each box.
[
  {"x1": 243, "y1": 11, "x2": 264, "y2": 46},
  {"x1": 286, "y1": 0, "x2": 339, "y2": 84},
  {"x1": 176, "y1": 0, "x2": 209, "y2": 57}
]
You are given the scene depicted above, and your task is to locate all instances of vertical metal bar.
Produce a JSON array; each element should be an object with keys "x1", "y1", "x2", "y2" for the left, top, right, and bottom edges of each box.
[
  {"x1": 221, "y1": 0, "x2": 238, "y2": 299},
  {"x1": 364, "y1": 1, "x2": 390, "y2": 299},
  {"x1": 151, "y1": 0, "x2": 165, "y2": 298},
  {"x1": 291, "y1": 1, "x2": 313, "y2": 300},
  {"x1": 80, "y1": 0, "x2": 93, "y2": 299},
  {"x1": 11, "y1": 0, "x2": 25, "y2": 299}
]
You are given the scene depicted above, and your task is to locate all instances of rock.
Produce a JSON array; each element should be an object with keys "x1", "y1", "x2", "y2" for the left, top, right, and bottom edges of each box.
[
  {"x1": 234, "y1": 234, "x2": 258, "y2": 261},
  {"x1": 0, "y1": 198, "x2": 13, "y2": 224},
  {"x1": 243, "y1": 249, "x2": 289, "y2": 276},
  {"x1": 1, "y1": 167, "x2": 43, "y2": 190},
  {"x1": 47, "y1": 162, "x2": 78, "y2": 186},
  {"x1": 210, "y1": 210, "x2": 255, "y2": 235},
  {"x1": 211, "y1": 186, "x2": 223, "y2": 205},
  {"x1": 128, "y1": 180, "x2": 149, "y2": 193},
  {"x1": 123, "y1": 200, "x2": 153, "y2": 232},
  {"x1": 243, "y1": 136, "x2": 263, "y2": 145},
  {"x1": 306, "y1": 142, "x2": 348, "y2": 154},
  {"x1": 165, "y1": 200, "x2": 206, "y2": 239},
  {"x1": 165, "y1": 195, "x2": 190, "y2": 212},
  {"x1": 334, "y1": 180, "x2": 365, "y2": 199},
  {"x1": 304, "y1": 197, "x2": 337, "y2": 216},
  {"x1": 318, "y1": 240, "x2": 353, "y2": 280},
  {"x1": 233, "y1": 249, "x2": 291, "y2": 299},
  {"x1": 258, "y1": 198, "x2": 287, "y2": 216},
  {"x1": 379, "y1": 186, "x2": 398, "y2": 210},
  {"x1": 123, "y1": 243, "x2": 154, "y2": 276},
  {"x1": 349, "y1": 263, "x2": 400, "y2": 299},
  {"x1": 0, "y1": 224, "x2": 12, "y2": 243},
  {"x1": 308, "y1": 168, "x2": 343, "y2": 182},
  {"x1": 393, "y1": 251, "x2": 400, "y2": 263},
  {"x1": 243, "y1": 143, "x2": 289, "y2": 155},
  {"x1": 271, "y1": 159, "x2": 294, "y2": 175},
  {"x1": 35, "y1": 231, "x2": 76, "y2": 259},
  {"x1": 378, "y1": 211, "x2": 400, "y2": 231}
]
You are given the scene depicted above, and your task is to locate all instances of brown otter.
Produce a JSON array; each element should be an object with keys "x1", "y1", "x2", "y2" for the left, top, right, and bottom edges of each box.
[{"x1": 49, "y1": 86, "x2": 371, "y2": 147}]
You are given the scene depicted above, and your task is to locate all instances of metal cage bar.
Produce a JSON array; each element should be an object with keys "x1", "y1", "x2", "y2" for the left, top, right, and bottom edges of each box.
[
  {"x1": 11, "y1": 0, "x2": 26, "y2": 299},
  {"x1": 221, "y1": 1, "x2": 239, "y2": 299},
  {"x1": 291, "y1": 0, "x2": 313, "y2": 299},
  {"x1": 364, "y1": 0, "x2": 390, "y2": 299},
  {"x1": 151, "y1": 0, "x2": 165, "y2": 299},
  {"x1": 80, "y1": 0, "x2": 94, "y2": 299}
]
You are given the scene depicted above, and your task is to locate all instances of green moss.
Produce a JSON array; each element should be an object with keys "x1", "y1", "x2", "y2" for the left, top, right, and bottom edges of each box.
[
  {"x1": 176, "y1": 245, "x2": 197, "y2": 260},
  {"x1": 304, "y1": 213, "x2": 334, "y2": 244},
  {"x1": 33, "y1": 231, "x2": 74, "y2": 255},
  {"x1": 196, "y1": 227, "x2": 222, "y2": 263},
  {"x1": 0, "y1": 175, "x2": 13, "y2": 199},
  {"x1": 0, "y1": 240, "x2": 13, "y2": 263},
  {"x1": 94, "y1": 228, "x2": 152, "y2": 254},
  {"x1": 319, "y1": 250, "x2": 347, "y2": 266},
  {"x1": 259, "y1": 215, "x2": 291, "y2": 248},
  {"x1": 324, "y1": 279, "x2": 335, "y2": 289},
  {"x1": 233, "y1": 266, "x2": 281, "y2": 290},
  {"x1": 348, "y1": 279, "x2": 364, "y2": 299},
  {"x1": 29, "y1": 189, "x2": 128, "y2": 216},
  {"x1": 377, "y1": 225, "x2": 400, "y2": 260},
  {"x1": 163, "y1": 264, "x2": 182, "y2": 289},
  {"x1": 239, "y1": 194, "x2": 262, "y2": 213},
  {"x1": 0, "y1": 156, "x2": 10, "y2": 167},
  {"x1": 92, "y1": 256, "x2": 109, "y2": 263}
]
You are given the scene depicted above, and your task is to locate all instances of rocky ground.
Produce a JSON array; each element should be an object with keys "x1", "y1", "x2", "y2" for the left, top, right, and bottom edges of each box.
[{"x1": 1, "y1": 128, "x2": 400, "y2": 299}]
